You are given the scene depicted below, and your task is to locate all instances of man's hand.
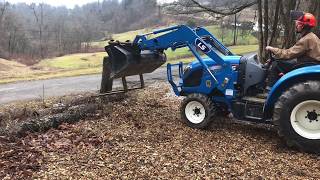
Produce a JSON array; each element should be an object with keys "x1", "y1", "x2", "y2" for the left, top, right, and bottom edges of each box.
[
  {"x1": 265, "y1": 46, "x2": 275, "y2": 52},
  {"x1": 265, "y1": 59, "x2": 271, "y2": 64}
]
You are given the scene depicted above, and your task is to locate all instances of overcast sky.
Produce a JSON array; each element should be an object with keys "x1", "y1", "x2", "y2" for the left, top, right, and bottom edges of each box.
[{"x1": 6, "y1": 0, "x2": 176, "y2": 8}]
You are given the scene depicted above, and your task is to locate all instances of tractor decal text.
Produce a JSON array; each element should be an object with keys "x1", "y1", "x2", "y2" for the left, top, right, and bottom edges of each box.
[{"x1": 195, "y1": 38, "x2": 211, "y2": 54}]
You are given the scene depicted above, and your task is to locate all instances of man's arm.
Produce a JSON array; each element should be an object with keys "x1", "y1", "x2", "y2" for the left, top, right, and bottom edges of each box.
[{"x1": 266, "y1": 38, "x2": 308, "y2": 60}]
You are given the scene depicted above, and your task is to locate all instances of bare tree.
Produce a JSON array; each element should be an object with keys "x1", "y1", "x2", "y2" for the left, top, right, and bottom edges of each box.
[
  {"x1": 165, "y1": 0, "x2": 257, "y2": 16},
  {"x1": 268, "y1": 0, "x2": 281, "y2": 46},
  {"x1": 30, "y1": 3, "x2": 45, "y2": 58},
  {"x1": 263, "y1": 0, "x2": 268, "y2": 50},
  {"x1": 279, "y1": 0, "x2": 297, "y2": 48},
  {"x1": 308, "y1": 0, "x2": 320, "y2": 38},
  {"x1": 257, "y1": 0, "x2": 264, "y2": 61},
  {"x1": 0, "y1": 1, "x2": 7, "y2": 25}
]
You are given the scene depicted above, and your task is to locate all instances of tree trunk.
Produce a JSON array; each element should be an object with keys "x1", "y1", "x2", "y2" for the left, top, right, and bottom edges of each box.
[
  {"x1": 281, "y1": 0, "x2": 297, "y2": 48},
  {"x1": 10, "y1": 29, "x2": 17, "y2": 57},
  {"x1": 0, "y1": 3, "x2": 6, "y2": 30},
  {"x1": 269, "y1": 0, "x2": 281, "y2": 46},
  {"x1": 100, "y1": 57, "x2": 113, "y2": 93},
  {"x1": 309, "y1": 0, "x2": 320, "y2": 38},
  {"x1": 257, "y1": 0, "x2": 264, "y2": 62},
  {"x1": 263, "y1": 0, "x2": 268, "y2": 50},
  {"x1": 40, "y1": 4, "x2": 44, "y2": 58},
  {"x1": 233, "y1": 13, "x2": 237, "y2": 45},
  {"x1": 8, "y1": 32, "x2": 11, "y2": 57}
]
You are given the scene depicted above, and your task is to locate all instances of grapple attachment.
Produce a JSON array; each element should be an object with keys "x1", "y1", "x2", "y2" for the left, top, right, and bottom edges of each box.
[{"x1": 105, "y1": 40, "x2": 166, "y2": 79}]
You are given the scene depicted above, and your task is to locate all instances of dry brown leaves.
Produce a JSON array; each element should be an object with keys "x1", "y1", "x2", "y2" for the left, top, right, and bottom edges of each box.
[{"x1": 1, "y1": 82, "x2": 320, "y2": 179}]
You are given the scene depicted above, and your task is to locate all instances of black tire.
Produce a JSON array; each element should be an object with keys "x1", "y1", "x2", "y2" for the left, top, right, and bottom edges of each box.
[
  {"x1": 180, "y1": 93, "x2": 216, "y2": 129},
  {"x1": 214, "y1": 102, "x2": 230, "y2": 117},
  {"x1": 273, "y1": 81, "x2": 320, "y2": 154}
]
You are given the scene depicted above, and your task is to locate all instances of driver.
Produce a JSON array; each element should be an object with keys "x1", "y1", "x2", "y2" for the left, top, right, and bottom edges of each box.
[{"x1": 265, "y1": 12, "x2": 320, "y2": 90}]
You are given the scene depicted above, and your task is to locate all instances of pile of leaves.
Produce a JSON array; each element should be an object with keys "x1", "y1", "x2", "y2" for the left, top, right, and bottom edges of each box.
[{"x1": 1, "y1": 83, "x2": 320, "y2": 179}]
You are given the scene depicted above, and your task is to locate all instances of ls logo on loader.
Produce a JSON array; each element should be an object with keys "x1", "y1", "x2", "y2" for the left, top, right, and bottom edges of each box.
[{"x1": 195, "y1": 38, "x2": 210, "y2": 54}]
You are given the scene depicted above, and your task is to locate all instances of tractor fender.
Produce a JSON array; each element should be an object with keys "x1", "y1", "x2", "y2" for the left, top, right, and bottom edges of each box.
[{"x1": 264, "y1": 65, "x2": 320, "y2": 119}]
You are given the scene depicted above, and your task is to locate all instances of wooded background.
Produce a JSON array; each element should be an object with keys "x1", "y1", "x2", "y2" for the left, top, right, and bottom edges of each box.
[
  {"x1": 165, "y1": 0, "x2": 320, "y2": 61},
  {"x1": 0, "y1": 0, "x2": 162, "y2": 64},
  {"x1": 0, "y1": 0, "x2": 319, "y2": 64}
]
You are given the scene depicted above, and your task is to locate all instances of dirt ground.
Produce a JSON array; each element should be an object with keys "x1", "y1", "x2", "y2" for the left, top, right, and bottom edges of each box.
[{"x1": 0, "y1": 83, "x2": 319, "y2": 179}]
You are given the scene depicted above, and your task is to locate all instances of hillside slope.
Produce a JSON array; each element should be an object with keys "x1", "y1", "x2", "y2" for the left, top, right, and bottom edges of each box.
[{"x1": 0, "y1": 59, "x2": 33, "y2": 78}]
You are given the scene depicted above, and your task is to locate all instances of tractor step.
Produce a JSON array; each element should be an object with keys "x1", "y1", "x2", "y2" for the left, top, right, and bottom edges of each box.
[
  {"x1": 242, "y1": 96, "x2": 266, "y2": 104},
  {"x1": 232, "y1": 96, "x2": 266, "y2": 122},
  {"x1": 256, "y1": 93, "x2": 268, "y2": 99}
]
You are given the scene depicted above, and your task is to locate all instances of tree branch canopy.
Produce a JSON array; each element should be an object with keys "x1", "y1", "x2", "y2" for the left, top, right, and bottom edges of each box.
[{"x1": 164, "y1": 0, "x2": 257, "y2": 16}]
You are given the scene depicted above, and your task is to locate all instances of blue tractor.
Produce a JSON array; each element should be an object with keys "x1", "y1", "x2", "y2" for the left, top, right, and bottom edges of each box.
[{"x1": 103, "y1": 25, "x2": 320, "y2": 154}]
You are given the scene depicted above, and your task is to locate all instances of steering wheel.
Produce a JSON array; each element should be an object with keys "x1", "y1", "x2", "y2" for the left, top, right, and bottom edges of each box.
[
  {"x1": 269, "y1": 51, "x2": 276, "y2": 62},
  {"x1": 264, "y1": 51, "x2": 276, "y2": 69}
]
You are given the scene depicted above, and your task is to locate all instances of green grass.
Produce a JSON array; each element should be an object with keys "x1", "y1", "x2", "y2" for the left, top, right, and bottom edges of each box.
[
  {"x1": 91, "y1": 28, "x2": 152, "y2": 47},
  {"x1": 92, "y1": 25, "x2": 258, "y2": 49},
  {"x1": 228, "y1": 44, "x2": 258, "y2": 55},
  {"x1": 0, "y1": 68, "x2": 102, "y2": 84},
  {"x1": 205, "y1": 25, "x2": 258, "y2": 46},
  {"x1": 165, "y1": 44, "x2": 258, "y2": 65},
  {"x1": 165, "y1": 48, "x2": 192, "y2": 60},
  {"x1": 35, "y1": 44, "x2": 257, "y2": 71},
  {"x1": 37, "y1": 52, "x2": 106, "y2": 69},
  {"x1": 165, "y1": 44, "x2": 258, "y2": 60},
  {"x1": 0, "y1": 44, "x2": 257, "y2": 84},
  {"x1": 112, "y1": 29, "x2": 152, "y2": 42},
  {"x1": 1, "y1": 25, "x2": 258, "y2": 84}
]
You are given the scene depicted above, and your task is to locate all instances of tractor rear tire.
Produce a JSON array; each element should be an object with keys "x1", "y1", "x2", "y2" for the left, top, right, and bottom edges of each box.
[
  {"x1": 180, "y1": 93, "x2": 216, "y2": 129},
  {"x1": 273, "y1": 81, "x2": 320, "y2": 154}
]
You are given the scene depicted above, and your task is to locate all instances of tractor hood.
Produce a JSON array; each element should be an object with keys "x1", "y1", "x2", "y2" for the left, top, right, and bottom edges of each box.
[{"x1": 188, "y1": 55, "x2": 241, "y2": 69}]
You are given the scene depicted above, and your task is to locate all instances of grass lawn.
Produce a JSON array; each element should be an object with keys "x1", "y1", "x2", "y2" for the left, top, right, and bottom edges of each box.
[
  {"x1": 205, "y1": 25, "x2": 258, "y2": 45},
  {"x1": 89, "y1": 25, "x2": 257, "y2": 65},
  {"x1": 0, "y1": 68, "x2": 102, "y2": 84},
  {"x1": 91, "y1": 28, "x2": 154, "y2": 47},
  {"x1": 37, "y1": 44, "x2": 258, "y2": 70},
  {"x1": 165, "y1": 44, "x2": 258, "y2": 62},
  {"x1": 93, "y1": 25, "x2": 258, "y2": 49},
  {"x1": 0, "y1": 53, "x2": 105, "y2": 84},
  {"x1": 37, "y1": 52, "x2": 105, "y2": 69},
  {"x1": 228, "y1": 44, "x2": 258, "y2": 55},
  {"x1": 1, "y1": 25, "x2": 258, "y2": 84},
  {"x1": 0, "y1": 44, "x2": 257, "y2": 84}
]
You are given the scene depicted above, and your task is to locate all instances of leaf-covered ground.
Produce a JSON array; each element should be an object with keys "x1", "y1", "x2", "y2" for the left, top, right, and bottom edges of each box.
[{"x1": 1, "y1": 83, "x2": 319, "y2": 179}]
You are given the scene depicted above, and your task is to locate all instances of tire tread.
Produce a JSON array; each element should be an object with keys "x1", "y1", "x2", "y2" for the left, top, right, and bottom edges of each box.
[
  {"x1": 180, "y1": 93, "x2": 216, "y2": 129},
  {"x1": 273, "y1": 81, "x2": 320, "y2": 153}
]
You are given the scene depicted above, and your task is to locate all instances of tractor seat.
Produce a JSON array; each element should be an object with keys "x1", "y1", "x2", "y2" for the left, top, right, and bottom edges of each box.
[
  {"x1": 291, "y1": 61, "x2": 320, "y2": 71},
  {"x1": 276, "y1": 60, "x2": 320, "y2": 77}
]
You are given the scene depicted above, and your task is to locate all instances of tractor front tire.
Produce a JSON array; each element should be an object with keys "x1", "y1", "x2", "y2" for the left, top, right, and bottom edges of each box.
[
  {"x1": 273, "y1": 81, "x2": 320, "y2": 154},
  {"x1": 180, "y1": 93, "x2": 215, "y2": 129}
]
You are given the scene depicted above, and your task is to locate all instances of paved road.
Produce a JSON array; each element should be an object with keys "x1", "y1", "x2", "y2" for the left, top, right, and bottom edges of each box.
[
  {"x1": 0, "y1": 53, "x2": 256, "y2": 104},
  {"x1": 0, "y1": 66, "x2": 172, "y2": 104}
]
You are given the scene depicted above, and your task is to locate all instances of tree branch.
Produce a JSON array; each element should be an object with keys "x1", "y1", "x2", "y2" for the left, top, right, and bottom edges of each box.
[{"x1": 165, "y1": 0, "x2": 257, "y2": 16}]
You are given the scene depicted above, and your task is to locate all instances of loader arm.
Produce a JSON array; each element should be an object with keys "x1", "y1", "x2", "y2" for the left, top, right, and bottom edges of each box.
[{"x1": 133, "y1": 25, "x2": 233, "y2": 89}]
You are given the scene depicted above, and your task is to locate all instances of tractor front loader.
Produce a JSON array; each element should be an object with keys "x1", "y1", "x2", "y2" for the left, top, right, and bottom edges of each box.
[
  {"x1": 101, "y1": 25, "x2": 320, "y2": 154},
  {"x1": 100, "y1": 40, "x2": 166, "y2": 94}
]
